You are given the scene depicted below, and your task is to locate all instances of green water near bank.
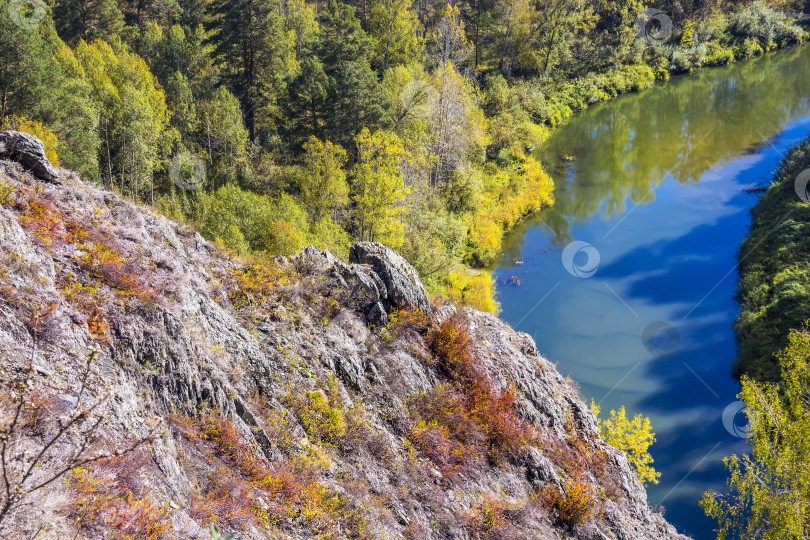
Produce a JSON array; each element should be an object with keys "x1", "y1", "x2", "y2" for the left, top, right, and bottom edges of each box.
[{"x1": 493, "y1": 45, "x2": 810, "y2": 538}]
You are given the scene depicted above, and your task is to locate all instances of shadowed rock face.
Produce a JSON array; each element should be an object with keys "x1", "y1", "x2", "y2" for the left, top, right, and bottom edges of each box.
[
  {"x1": 0, "y1": 163, "x2": 689, "y2": 539},
  {"x1": 0, "y1": 131, "x2": 60, "y2": 183}
]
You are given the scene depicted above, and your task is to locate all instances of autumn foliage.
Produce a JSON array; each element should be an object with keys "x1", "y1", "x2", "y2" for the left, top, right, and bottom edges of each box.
[
  {"x1": 173, "y1": 414, "x2": 352, "y2": 535},
  {"x1": 541, "y1": 476, "x2": 597, "y2": 527},
  {"x1": 70, "y1": 452, "x2": 172, "y2": 540},
  {"x1": 409, "y1": 314, "x2": 533, "y2": 470},
  {"x1": 8, "y1": 185, "x2": 159, "y2": 305}
]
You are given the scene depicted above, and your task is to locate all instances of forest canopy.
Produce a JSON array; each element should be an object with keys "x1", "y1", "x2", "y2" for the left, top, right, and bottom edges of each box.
[{"x1": 0, "y1": 0, "x2": 806, "y2": 311}]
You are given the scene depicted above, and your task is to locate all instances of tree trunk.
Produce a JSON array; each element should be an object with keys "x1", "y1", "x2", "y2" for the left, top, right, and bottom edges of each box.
[{"x1": 499, "y1": 5, "x2": 514, "y2": 72}]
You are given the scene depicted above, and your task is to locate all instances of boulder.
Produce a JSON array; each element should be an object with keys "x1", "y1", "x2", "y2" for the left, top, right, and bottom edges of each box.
[
  {"x1": 350, "y1": 242, "x2": 432, "y2": 317},
  {"x1": 0, "y1": 131, "x2": 60, "y2": 183}
]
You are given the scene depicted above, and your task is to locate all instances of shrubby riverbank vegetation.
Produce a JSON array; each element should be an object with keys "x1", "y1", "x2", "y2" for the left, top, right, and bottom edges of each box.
[
  {"x1": 701, "y1": 133, "x2": 810, "y2": 538},
  {"x1": 1, "y1": 0, "x2": 807, "y2": 311},
  {"x1": 735, "y1": 137, "x2": 810, "y2": 382}
]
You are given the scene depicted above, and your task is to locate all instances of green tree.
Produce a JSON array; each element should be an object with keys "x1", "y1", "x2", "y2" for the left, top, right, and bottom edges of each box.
[
  {"x1": 351, "y1": 128, "x2": 410, "y2": 247},
  {"x1": 285, "y1": 0, "x2": 319, "y2": 57},
  {"x1": 50, "y1": 39, "x2": 102, "y2": 180},
  {"x1": 300, "y1": 137, "x2": 348, "y2": 222},
  {"x1": 368, "y1": 0, "x2": 420, "y2": 71},
  {"x1": 206, "y1": 0, "x2": 295, "y2": 141},
  {"x1": 427, "y1": 62, "x2": 487, "y2": 187},
  {"x1": 285, "y1": 56, "x2": 330, "y2": 147},
  {"x1": 317, "y1": 2, "x2": 393, "y2": 148},
  {"x1": 51, "y1": 0, "x2": 126, "y2": 45},
  {"x1": 0, "y1": 5, "x2": 57, "y2": 120},
  {"x1": 198, "y1": 86, "x2": 250, "y2": 185},
  {"x1": 75, "y1": 39, "x2": 172, "y2": 199},
  {"x1": 429, "y1": 4, "x2": 472, "y2": 68},
  {"x1": 592, "y1": 402, "x2": 660, "y2": 486},
  {"x1": 701, "y1": 328, "x2": 810, "y2": 538},
  {"x1": 0, "y1": 8, "x2": 100, "y2": 179}
]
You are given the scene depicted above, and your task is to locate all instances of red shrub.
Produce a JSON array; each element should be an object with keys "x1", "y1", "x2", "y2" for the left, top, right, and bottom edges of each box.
[
  {"x1": 178, "y1": 415, "x2": 339, "y2": 533},
  {"x1": 421, "y1": 314, "x2": 534, "y2": 463},
  {"x1": 11, "y1": 186, "x2": 159, "y2": 305}
]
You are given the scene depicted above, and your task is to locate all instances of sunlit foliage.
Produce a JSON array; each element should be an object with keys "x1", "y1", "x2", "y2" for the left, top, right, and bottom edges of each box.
[
  {"x1": 592, "y1": 402, "x2": 660, "y2": 486},
  {"x1": 702, "y1": 328, "x2": 810, "y2": 538}
]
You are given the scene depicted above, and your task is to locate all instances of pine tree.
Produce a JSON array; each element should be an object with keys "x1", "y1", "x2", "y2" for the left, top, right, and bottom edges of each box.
[
  {"x1": 51, "y1": 0, "x2": 126, "y2": 44},
  {"x1": 206, "y1": 0, "x2": 295, "y2": 141},
  {"x1": 317, "y1": 2, "x2": 392, "y2": 149}
]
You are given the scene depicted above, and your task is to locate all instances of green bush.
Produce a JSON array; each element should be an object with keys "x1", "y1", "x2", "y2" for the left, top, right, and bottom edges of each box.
[{"x1": 735, "y1": 137, "x2": 810, "y2": 382}]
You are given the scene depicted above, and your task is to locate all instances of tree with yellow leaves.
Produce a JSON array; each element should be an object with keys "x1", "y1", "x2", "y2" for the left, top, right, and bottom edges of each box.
[
  {"x1": 592, "y1": 402, "x2": 660, "y2": 486},
  {"x1": 701, "y1": 328, "x2": 810, "y2": 539},
  {"x1": 351, "y1": 128, "x2": 410, "y2": 248},
  {"x1": 300, "y1": 136, "x2": 348, "y2": 223}
]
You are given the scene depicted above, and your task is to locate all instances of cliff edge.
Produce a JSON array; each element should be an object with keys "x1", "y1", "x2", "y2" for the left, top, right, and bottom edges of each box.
[{"x1": 0, "y1": 141, "x2": 687, "y2": 539}]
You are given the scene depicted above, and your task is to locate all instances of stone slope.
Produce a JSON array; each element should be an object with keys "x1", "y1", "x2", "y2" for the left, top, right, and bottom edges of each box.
[{"x1": 0, "y1": 157, "x2": 688, "y2": 539}]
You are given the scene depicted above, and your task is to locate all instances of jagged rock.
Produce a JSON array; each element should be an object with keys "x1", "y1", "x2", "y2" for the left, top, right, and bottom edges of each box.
[
  {"x1": 350, "y1": 241, "x2": 432, "y2": 316},
  {"x1": 0, "y1": 131, "x2": 60, "y2": 183},
  {"x1": 0, "y1": 166, "x2": 689, "y2": 539}
]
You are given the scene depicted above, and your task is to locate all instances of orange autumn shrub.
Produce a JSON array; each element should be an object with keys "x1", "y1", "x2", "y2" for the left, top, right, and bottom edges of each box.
[
  {"x1": 541, "y1": 476, "x2": 597, "y2": 527},
  {"x1": 69, "y1": 452, "x2": 173, "y2": 540},
  {"x1": 425, "y1": 314, "x2": 534, "y2": 462}
]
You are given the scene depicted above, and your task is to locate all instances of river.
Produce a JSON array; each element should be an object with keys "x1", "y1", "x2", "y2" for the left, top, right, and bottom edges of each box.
[{"x1": 492, "y1": 45, "x2": 810, "y2": 539}]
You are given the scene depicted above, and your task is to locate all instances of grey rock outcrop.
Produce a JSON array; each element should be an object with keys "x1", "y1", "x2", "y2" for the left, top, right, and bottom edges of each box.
[
  {"x1": 350, "y1": 241, "x2": 432, "y2": 316},
  {"x1": 0, "y1": 131, "x2": 60, "y2": 183},
  {"x1": 0, "y1": 163, "x2": 689, "y2": 539}
]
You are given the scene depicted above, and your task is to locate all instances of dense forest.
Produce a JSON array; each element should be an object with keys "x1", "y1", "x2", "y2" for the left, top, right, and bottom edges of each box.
[{"x1": 1, "y1": 0, "x2": 807, "y2": 312}]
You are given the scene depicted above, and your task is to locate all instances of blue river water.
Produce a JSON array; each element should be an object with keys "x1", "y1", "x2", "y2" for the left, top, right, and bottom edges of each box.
[{"x1": 492, "y1": 45, "x2": 810, "y2": 538}]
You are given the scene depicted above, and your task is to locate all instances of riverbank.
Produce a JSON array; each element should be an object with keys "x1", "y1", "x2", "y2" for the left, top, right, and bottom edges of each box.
[
  {"x1": 466, "y1": 7, "x2": 808, "y2": 313},
  {"x1": 489, "y1": 44, "x2": 810, "y2": 538},
  {"x1": 736, "y1": 137, "x2": 810, "y2": 382}
]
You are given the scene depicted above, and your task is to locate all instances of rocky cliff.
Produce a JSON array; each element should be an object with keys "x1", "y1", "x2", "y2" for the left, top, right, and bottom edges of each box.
[{"x1": 0, "y1": 137, "x2": 687, "y2": 539}]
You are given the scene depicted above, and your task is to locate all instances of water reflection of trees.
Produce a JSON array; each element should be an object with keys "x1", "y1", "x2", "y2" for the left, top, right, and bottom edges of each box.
[{"x1": 530, "y1": 45, "x2": 810, "y2": 245}]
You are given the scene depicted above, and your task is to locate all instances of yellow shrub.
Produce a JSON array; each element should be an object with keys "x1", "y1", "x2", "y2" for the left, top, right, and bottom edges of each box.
[
  {"x1": 435, "y1": 268, "x2": 499, "y2": 313},
  {"x1": 543, "y1": 476, "x2": 597, "y2": 526},
  {"x1": 1, "y1": 115, "x2": 59, "y2": 166},
  {"x1": 466, "y1": 155, "x2": 554, "y2": 266}
]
